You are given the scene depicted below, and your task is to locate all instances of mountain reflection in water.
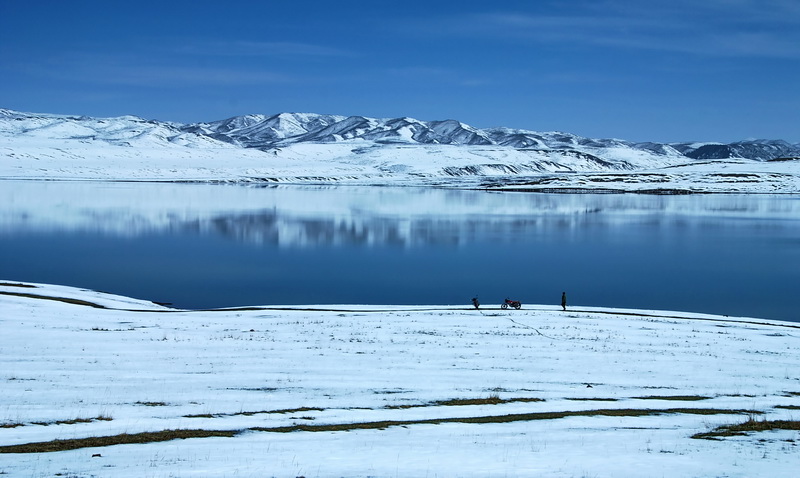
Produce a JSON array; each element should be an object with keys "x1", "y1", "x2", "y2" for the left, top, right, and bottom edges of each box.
[{"x1": 1, "y1": 181, "x2": 798, "y2": 321}]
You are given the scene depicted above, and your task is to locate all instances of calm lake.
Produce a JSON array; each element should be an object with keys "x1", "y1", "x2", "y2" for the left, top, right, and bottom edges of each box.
[{"x1": 1, "y1": 181, "x2": 798, "y2": 322}]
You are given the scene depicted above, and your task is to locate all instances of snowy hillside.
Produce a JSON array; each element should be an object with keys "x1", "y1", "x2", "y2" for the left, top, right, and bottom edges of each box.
[
  {"x1": 672, "y1": 139, "x2": 800, "y2": 161},
  {"x1": 192, "y1": 111, "x2": 800, "y2": 163},
  {"x1": 1, "y1": 108, "x2": 799, "y2": 191}
]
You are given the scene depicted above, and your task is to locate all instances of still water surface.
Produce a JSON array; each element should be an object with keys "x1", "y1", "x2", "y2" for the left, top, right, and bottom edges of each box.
[{"x1": 1, "y1": 181, "x2": 798, "y2": 322}]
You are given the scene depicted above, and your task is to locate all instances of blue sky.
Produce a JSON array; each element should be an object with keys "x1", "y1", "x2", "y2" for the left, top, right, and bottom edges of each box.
[{"x1": 2, "y1": 0, "x2": 798, "y2": 143}]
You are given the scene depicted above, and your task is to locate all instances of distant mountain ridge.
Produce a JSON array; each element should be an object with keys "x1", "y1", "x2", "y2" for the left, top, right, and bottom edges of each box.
[
  {"x1": 671, "y1": 140, "x2": 800, "y2": 161},
  {"x1": 187, "y1": 111, "x2": 800, "y2": 161},
  {"x1": 2, "y1": 108, "x2": 799, "y2": 165}
]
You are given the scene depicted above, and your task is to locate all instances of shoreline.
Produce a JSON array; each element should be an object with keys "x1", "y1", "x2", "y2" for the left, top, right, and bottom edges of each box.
[{"x1": 3, "y1": 280, "x2": 797, "y2": 327}]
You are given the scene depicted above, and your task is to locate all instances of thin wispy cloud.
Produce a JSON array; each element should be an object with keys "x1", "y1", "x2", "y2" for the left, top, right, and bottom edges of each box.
[
  {"x1": 23, "y1": 53, "x2": 293, "y2": 87},
  {"x1": 176, "y1": 40, "x2": 357, "y2": 58},
  {"x1": 98, "y1": 65, "x2": 291, "y2": 87},
  {"x1": 384, "y1": 66, "x2": 494, "y2": 89},
  {"x1": 422, "y1": 1, "x2": 800, "y2": 60}
]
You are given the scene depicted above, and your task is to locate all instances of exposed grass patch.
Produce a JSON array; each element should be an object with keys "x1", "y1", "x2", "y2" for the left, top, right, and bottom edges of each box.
[
  {"x1": 254, "y1": 408, "x2": 759, "y2": 434},
  {"x1": 184, "y1": 406, "x2": 324, "y2": 419},
  {"x1": 373, "y1": 389, "x2": 407, "y2": 395},
  {"x1": 388, "y1": 395, "x2": 712, "y2": 409},
  {"x1": 692, "y1": 417, "x2": 800, "y2": 440},
  {"x1": 8, "y1": 416, "x2": 112, "y2": 428},
  {"x1": 386, "y1": 396, "x2": 545, "y2": 410},
  {"x1": 135, "y1": 401, "x2": 168, "y2": 407},
  {"x1": 0, "y1": 429, "x2": 239, "y2": 454},
  {"x1": 0, "y1": 291, "x2": 106, "y2": 309},
  {"x1": 53, "y1": 418, "x2": 93, "y2": 426},
  {"x1": 566, "y1": 398, "x2": 620, "y2": 402},
  {"x1": 46, "y1": 417, "x2": 111, "y2": 426},
  {"x1": 4, "y1": 408, "x2": 760, "y2": 453},
  {"x1": 434, "y1": 396, "x2": 545, "y2": 407},
  {"x1": 239, "y1": 407, "x2": 324, "y2": 417},
  {"x1": 634, "y1": 395, "x2": 711, "y2": 401},
  {"x1": 776, "y1": 405, "x2": 800, "y2": 410},
  {"x1": 0, "y1": 282, "x2": 36, "y2": 288}
]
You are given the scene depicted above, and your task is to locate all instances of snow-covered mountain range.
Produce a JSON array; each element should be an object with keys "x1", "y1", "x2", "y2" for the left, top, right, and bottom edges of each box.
[
  {"x1": 185, "y1": 111, "x2": 800, "y2": 162},
  {"x1": 2, "y1": 108, "x2": 799, "y2": 192}
]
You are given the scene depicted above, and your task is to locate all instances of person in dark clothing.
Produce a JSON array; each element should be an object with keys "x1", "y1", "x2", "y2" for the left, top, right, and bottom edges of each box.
[
  {"x1": 561, "y1": 292, "x2": 567, "y2": 311},
  {"x1": 472, "y1": 297, "x2": 480, "y2": 309}
]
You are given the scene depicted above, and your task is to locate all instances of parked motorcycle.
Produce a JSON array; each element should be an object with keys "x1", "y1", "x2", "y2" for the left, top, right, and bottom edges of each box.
[{"x1": 501, "y1": 298, "x2": 521, "y2": 310}]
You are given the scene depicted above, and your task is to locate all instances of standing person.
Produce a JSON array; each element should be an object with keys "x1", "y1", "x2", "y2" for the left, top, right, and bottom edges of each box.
[{"x1": 561, "y1": 292, "x2": 567, "y2": 311}]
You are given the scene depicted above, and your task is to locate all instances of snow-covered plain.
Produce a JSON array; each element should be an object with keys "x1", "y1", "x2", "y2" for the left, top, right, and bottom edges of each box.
[{"x1": 2, "y1": 281, "x2": 800, "y2": 477}]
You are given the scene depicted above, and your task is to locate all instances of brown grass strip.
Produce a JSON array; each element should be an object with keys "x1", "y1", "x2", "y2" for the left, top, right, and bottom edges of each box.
[
  {"x1": 0, "y1": 282, "x2": 37, "y2": 288},
  {"x1": 1, "y1": 408, "x2": 760, "y2": 453},
  {"x1": 386, "y1": 396, "x2": 545, "y2": 410},
  {"x1": 0, "y1": 291, "x2": 107, "y2": 309},
  {"x1": 634, "y1": 395, "x2": 711, "y2": 401},
  {"x1": 693, "y1": 418, "x2": 800, "y2": 440},
  {"x1": 434, "y1": 397, "x2": 545, "y2": 407},
  {"x1": 184, "y1": 406, "x2": 324, "y2": 419},
  {"x1": 254, "y1": 408, "x2": 759, "y2": 434},
  {"x1": 0, "y1": 429, "x2": 239, "y2": 454}
]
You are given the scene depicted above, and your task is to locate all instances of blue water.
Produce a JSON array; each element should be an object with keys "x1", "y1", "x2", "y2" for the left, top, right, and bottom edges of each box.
[{"x1": 1, "y1": 182, "x2": 798, "y2": 322}]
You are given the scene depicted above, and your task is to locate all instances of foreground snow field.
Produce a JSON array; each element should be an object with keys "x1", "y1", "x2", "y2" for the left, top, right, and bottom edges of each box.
[{"x1": 2, "y1": 281, "x2": 799, "y2": 477}]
